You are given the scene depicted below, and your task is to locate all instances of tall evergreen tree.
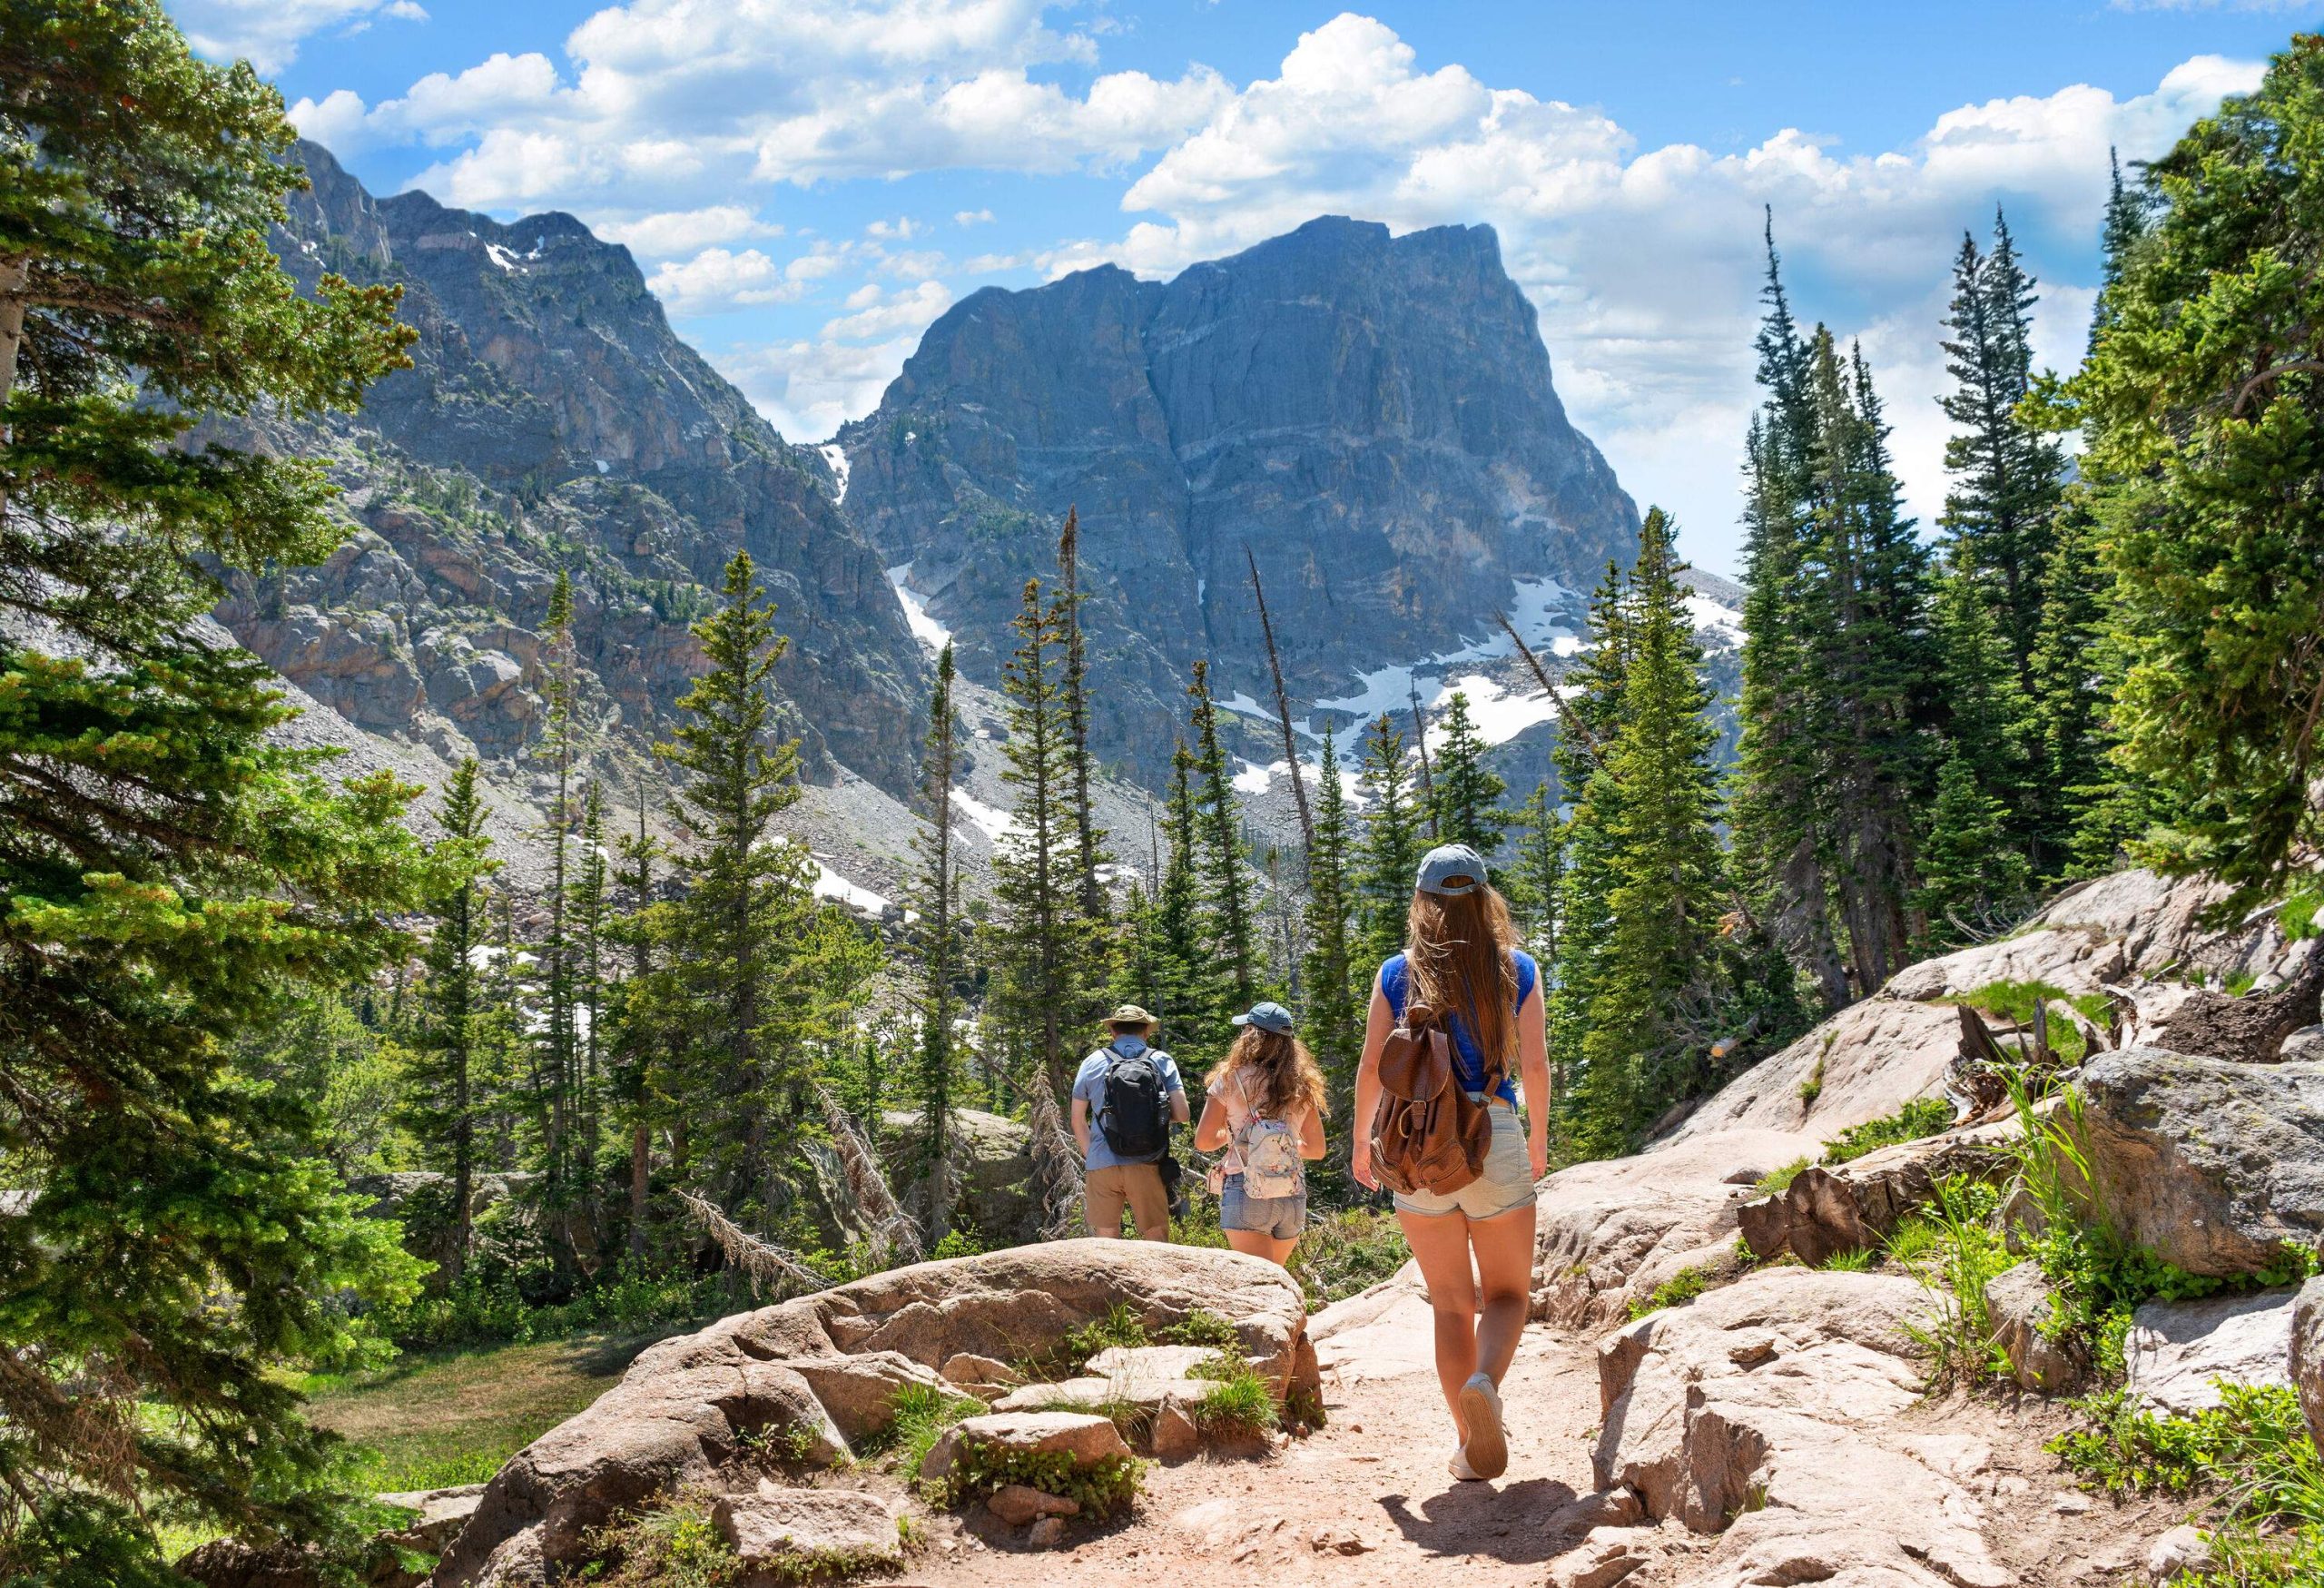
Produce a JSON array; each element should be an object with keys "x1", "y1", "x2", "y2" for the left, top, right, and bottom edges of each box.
[
  {"x1": 1559, "y1": 511, "x2": 1727, "y2": 1153},
  {"x1": 1152, "y1": 744, "x2": 1215, "y2": 1052},
  {"x1": 570, "y1": 776, "x2": 609, "y2": 1236},
  {"x1": 405, "y1": 759, "x2": 497, "y2": 1286},
  {"x1": 1055, "y1": 508, "x2": 1107, "y2": 921},
  {"x1": 1502, "y1": 781, "x2": 1566, "y2": 963},
  {"x1": 1187, "y1": 661, "x2": 1260, "y2": 1010},
  {"x1": 908, "y1": 645, "x2": 966, "y2": 1234},
  {"x1": 0, "y1": 6, "x2": 428, "y2": 1573},
  {"x1": 986, "y1": 579, "x2": 1083, "y2": 1093},
  {"x1": 610, "y1": 784, "x2": 663, "y2": 1264},
  {"x1": 1300, "y1": 726, "x2": 1362, "y2": 1111},
  {"x1": 533, "y1": 569, "x2": 580, "y2": 1255},
  {"x1": 1937, "y1": 212, "x2": 2066, "y2": 688},
  {"x1": 1429, "y1": 690, "x2": 1508, "y2": 853},
  {"x1": 1926, "y1": 541, "x2": 2034, "y2": 849},
  {"x1": 1353, "y1": 714, "x2": 1424, "y2": 970},
  {"x1": 639, "y1": 552, "x2": 821, "y2": 1215},
  {"x1": 2059, "y1": 39, "x2": 2324, "y2": 922}
]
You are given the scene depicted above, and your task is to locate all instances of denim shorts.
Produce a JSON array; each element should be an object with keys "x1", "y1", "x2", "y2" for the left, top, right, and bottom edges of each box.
[
  {"x1": 1220, "y1": 1176, "x2": 1306, "y2": 1239},
  {"x1": 1393, "y1": 1100, "x2": 1536, "y2": 1221}
]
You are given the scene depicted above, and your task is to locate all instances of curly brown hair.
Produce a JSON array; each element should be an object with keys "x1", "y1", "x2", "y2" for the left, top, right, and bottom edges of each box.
[{"x1": 1206, "y1": 1027, "x2": 1329, "y2": 1122}]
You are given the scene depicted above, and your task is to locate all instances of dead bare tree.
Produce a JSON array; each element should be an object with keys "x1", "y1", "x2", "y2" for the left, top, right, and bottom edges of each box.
[
  {"x1": 1245, "y1": 545, "x2": 1314, "y2": 856},
  {"x1": 675, "y1": 1189, "x2": 826, "y2": 1299}
]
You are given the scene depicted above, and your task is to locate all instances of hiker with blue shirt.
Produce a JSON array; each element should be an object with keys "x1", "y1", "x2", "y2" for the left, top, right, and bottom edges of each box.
[
  {"x1": 1069, "y1": 1004, "x2": 1190, "y2": 1241},
  {"x1": 1352, "y1": 844, "x2": 1551, "y2": 1484}
]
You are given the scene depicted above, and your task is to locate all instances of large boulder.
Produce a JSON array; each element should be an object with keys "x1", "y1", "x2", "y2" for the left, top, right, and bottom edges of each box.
[
  {"x1": 2126, "y1": 1288, "x2": 2300, "y2": 1415},
  {"x1": 1660, "y1": 998, "x2": 1964, "y2": 1144},
  {"x1": 1533, "y1": 1127, "x2": 1813, "y2": 1328},
  {"x1": 2077, "y1": 1050, "x2": 2324, "y2": 1276},
  {"x1": 1592, "y1": 1267, "x2": 2008, "y2": 1587},
  {"x1": 430, "y1": 1241, "x2": 1307, "y2": 1586},
  {"x1": 1738, "y1": 1121, "x2": 2008, "y2": 1267},
  {"x1": 2292, "y1": 1277, "x2": 2324, "y2": 1457},
  {"x1": 881, "y1": 1108, "x2": 1034, "y2": 1242}
]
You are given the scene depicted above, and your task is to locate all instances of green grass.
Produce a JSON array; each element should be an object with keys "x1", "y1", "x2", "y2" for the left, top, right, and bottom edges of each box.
[
  {"x1": 305, "y1": 1331, "x2": 656, "y2": 1491},
  {"x1": 1626, "y1": 1264, "x2": 1716, "y2": 1321},
  {"x1": 581, "y1": 1485, "x2": 908, "y2": 1586},
  {"x1": 1192, "y1": 1363, "x2": 1280, "y2": 1439},
  {"x1": 928, "y1": 1439, "x2": 1144, "y2": 1518},
  {"x1": 860, "y1": 1384, "x2": 979, "y2": 1478},
  {"x1": 1754, "y1": 1158, "x2": 1810, "y2": 1196},
  {"x1": 1818, "y1": 1248, "x2": 1876, "y2": 1272},
  {"x1": 1944, "y1": 980, "x2": 2112, "y2": 1066},
  {"x1": 1820, "y1": 1098, "x2": 1955, "y2": 1167},
  {"x1": 1899, "y1": 1176, "x2": 2014, "y2": 1387},
  {"x1": 2052, "y1": 1384, "x2": 2324, "y2": 1587},
  {"x1": 1173, "y1": 1194, "x2": 1413, "y2": 1307},
  {"x1": 1157, "y1": 1309, "x2": 1242, "y2": 1350},
  {"x1": 1797, "y1": 1033, "x2": 1833, "y2": 1104}
]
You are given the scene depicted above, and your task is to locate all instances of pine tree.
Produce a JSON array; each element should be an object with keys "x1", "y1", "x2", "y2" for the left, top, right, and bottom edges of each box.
[
  {"x1": 1927, "y1": 542, "x2": 2034, "y2": 830},
  {"x1": 987, "y1": 578, "x2": 1083, "y2": 1094},
  {"x1": 1429, "y1": 690, "x2": 1508, "y2": 853},
  {"x1": 1502, "y1": 781, "x2": 1566, "y2": 963},
  {"x1": 1937, "y1": 212, "x2": 2066, "y2": 690},
  {"x1": 1187, "y1": 661, "x2": 1260, "y2": 1010},
  {"x1": 534, "y1": 569, "x2": 580, "y2": 1261},
  {"x1": 610, "y1": 784, "x2": 663, "y2": 1265},
  {"x1": 570, "y1": 777, "x2": 610, "y2": 1238},
  {"x1": 1300, "y1": 725, "x2": 1362, "y2": 1113},
  {"x1": 1353, "y1": 714, "x2": 1424, "y2": 971},
  {"x1": 1561, "y1": 510, "x2": 1728, "y2": 1152},
  {"x1": 1915, "y1": 752, "x2": 2030, "y2": 947},
  {"x1": 404, "y1": 759, "x2": 498, "y2": 1286},
  {"x1": 640, "y1": 552, "x2": 821, "y2": 1215},
  {"x1": 0, "y1": 5, "x2": 427, "y2": 1570},
  {"x1": 908, "y1": 645, "x2": 966, "y2": 1236},
  {"x1": 1055, "y1": 508, "x2": 1107, "y2": 921}
]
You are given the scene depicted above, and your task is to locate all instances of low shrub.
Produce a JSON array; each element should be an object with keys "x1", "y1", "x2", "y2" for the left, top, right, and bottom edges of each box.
[
  {"x1": 1290, "y1": 1207, "x2": 1412, "y2": 1307},
  {"x1": 1157, "y1": 1309, "x2": 1242, "y2": 1351},
  {"x1": 1755, "y1": 1158, "x2": 1810, "y2": 1197},
  {"x1": 1901, "y1": 1176, "x2": 2013, "y2": 1387},
  {"x1": 927, "y1": 1440, "x2": 1144, "y2": 1518},
  {"x1": 1192, "y1": 1363, "x2": 1280, "y2": 1439},
  {"x1": 1820, "y1": 1098, "x2": 1955, "y2": 1167},
  {"x1": 1627, "y1": 1264, "x2": 1715, "y2": 1321},
  {"x1": 582, "y1": 1488, "x2": 741, "y2": 1588}
]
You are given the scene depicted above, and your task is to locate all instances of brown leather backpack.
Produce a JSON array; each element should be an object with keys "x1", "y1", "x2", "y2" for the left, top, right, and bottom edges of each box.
[{"x1": 1367, "y1": 1001, "x2": 1496, "y2": 1196}]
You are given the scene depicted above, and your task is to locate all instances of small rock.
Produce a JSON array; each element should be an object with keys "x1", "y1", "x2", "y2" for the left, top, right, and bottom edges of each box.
[
  {"x1": 1988, "y1": 1261, "x2": 2088, "y2": 1393},
  {"x1": 714, "y1": 1486, "x2": 903, "y2": 1572},
  {"x1": 1151, "y1": 1398, "x2": 1200, "y2": 1462},
  {"x1": 986, "y1": 1484, "x2": 1078, "y2": 1526},
  {"x1": 1550, "y1": 1525, "x2": 1659, "y2": 1588},
  {"x1": 1026, "y1": 1516, "x2": 1067, "y2": 1549},
  {"x1": 1993, "y1": 1475, "x2": 2030, "y2": 1497},
  {"x1": 375, "y1": 1484, "x2": 485, "y2": 1553},
  {"x1": 2053, "y1": 1492, "x2": 2092, "y2": 1514},
  {"x1": 922, "y1": 1411, "x2": 1130, "y2": 1484},
  {"x1": 940, "y1": 1352, "x2": 1022, "y2": 1393},
  {"x1": 2146, "y1": 1524, "x2": 2215, "y2": 1583}
]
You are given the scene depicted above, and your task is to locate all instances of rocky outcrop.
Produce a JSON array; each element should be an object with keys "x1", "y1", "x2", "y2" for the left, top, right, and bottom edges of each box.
[
  {"x1": 430, "y1": 1241, "x2": 1310, "y2": 1586},
  {"x1": 2124, "y1": 1287, "x2": 2300, "y2": 1415},
  {"x1": 880, "y1": 1108, "x2": 1033, "y2": 1243},
  {"x1": 1591, "y1": 1268, "x2": 2010, "y2": 1587},
  {"x1": 1663, "y1": 997, "x2": 1966, "y2": 1145},
  {"x1": 222, "y1": 141, "x2": 926, "y2": 796},
  {"x1": 837, "y1": 216, "x2": 1637, "y2": 781},
  {"x1": 1737, "y1": 1119, "x2": 2010, "y2": 1266},
  {"x1": 2077, "y1": 1050, "x2": 2324, "y2": 1276},
  {"x1": 1986, "y1": 1260, "x2": 2087, "y2": 1394},
  {"x1": 1532, "y1": 1127, "x2": 1812, "y2": 1328},
  {"x1": 2291, "y1": 1277, "x2": 2324, "y2": 1457}
]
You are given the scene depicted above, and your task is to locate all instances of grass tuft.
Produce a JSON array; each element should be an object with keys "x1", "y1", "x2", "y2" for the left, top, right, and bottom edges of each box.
[
  {"x1": 1626, "y1": 1264, "x2": 1716, "y2": 1321},
  {"x1": 1754, "y1": 1158, "x2": 1810, "y2": 1197},
  {"x1": 1820, "y1": 1098, "x2": 1955, "y2": 1167}
]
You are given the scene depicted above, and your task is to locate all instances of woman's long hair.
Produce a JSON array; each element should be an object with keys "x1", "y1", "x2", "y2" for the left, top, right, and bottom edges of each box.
[
  {"x1": 1403, "y1": 884, "x2": 1521, "y2": 1071},
  {"x1": 1206, "y1": 1028, "x2": 1330, "y2": 1123}
]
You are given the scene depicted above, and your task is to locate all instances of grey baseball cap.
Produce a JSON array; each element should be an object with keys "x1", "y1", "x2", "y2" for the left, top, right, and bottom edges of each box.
[
  {"x1": 1231, "y1": 1001, "x2": 1295, "y2": 1035},
  {"x1": 1415, "y1": 843, "x2": 1488, "y2": 896}
]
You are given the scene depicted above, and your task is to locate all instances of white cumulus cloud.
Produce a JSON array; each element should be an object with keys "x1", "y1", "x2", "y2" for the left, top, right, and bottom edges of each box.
[{"x1": 173, "y1": 0, "x2": 428, "y2": 73}]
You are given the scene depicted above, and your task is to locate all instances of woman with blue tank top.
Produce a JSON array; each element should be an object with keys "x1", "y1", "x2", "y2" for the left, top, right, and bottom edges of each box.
[{"x1": 1351, "y1": 843, "x2": 1550, "y2": 1484}]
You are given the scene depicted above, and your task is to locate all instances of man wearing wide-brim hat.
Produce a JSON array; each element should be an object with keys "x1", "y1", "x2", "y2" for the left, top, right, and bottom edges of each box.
[{"x1": 1068, "y1": 1004, "x2": 1189, "y2": 1240}]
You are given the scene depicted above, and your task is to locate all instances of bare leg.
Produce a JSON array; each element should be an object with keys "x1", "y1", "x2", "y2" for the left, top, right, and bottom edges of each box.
[
  {"x1": 1468, "y1": 1201, "x2": 1538, "y2": 1386},
  {"x1": 1223, "y1": 1228, "x2": 1299, "y2": 1267},
  {"x1": 1398, "y1": 1208, "x2": 1480, "y2": 1436}
]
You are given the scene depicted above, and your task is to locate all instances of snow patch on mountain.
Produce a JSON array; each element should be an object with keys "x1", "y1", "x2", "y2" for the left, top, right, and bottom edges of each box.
[{"x1": 886, "y1": 564, "x2": 952, "y2": 651}]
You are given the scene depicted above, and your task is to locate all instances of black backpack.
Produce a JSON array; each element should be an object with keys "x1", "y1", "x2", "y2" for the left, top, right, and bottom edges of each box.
[{"x1": 1097, "y1": 1047, "x2": 1171, "y2": 1159}]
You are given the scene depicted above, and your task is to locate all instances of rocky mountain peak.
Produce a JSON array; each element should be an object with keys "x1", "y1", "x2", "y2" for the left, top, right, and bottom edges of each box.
[{"x1": 838, "y1": 213, "x2": 1639, "y2": 783}]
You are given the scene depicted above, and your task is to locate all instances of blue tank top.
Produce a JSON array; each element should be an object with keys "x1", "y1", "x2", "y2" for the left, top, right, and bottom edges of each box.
[{"x1": 1378, "y1": 949, "x2": 1536, "y2": 1106}]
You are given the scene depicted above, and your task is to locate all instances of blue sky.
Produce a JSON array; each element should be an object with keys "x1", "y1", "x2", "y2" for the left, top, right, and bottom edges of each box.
[{"x1": 172, "y1": 0, "x2": 2319, "y2": 576}]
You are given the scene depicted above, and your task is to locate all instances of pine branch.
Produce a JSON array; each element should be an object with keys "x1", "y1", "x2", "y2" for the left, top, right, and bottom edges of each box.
[
  {"x1": 815, "y1": 1084, "x2": 922, "y2": 1267},
  {"x1": 674, "y1": 1189, "x2": 826, "y2": 1299}
]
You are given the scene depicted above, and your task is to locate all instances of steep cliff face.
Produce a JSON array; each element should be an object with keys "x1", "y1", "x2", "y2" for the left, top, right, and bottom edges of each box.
[
  {"x1": 215, "y1": 143, "x2": 925, "y2": 795},
  {"x1": 837, "y1": 216, "x2": 1638, "y2": 779}
]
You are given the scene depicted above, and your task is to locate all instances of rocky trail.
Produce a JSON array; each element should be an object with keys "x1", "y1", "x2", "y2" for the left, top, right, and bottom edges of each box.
[{"x1": 309, "y1": 868, "x2": 2321, "y2": 1588}]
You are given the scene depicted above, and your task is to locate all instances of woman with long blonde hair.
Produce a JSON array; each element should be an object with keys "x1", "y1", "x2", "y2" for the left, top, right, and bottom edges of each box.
[
  {"x1": 1352, "y1": 844, "x2": 1550, "y2": 1484},
  {"x1": 1192, "y1": 1001, "x2": 1328, "y2": 1267}
]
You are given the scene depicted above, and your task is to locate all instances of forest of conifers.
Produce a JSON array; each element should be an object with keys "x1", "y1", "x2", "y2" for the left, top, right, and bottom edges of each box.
[{"x1": 6, "y1": 4, "x2": 2324, "y2": 1583}]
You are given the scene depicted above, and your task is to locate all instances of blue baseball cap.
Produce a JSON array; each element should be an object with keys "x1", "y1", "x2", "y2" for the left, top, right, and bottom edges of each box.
[
  {"x1": 1415, "y1": 843, "x2": 1488, "y2": 896},
  {"x1": 1231, "y1": 1001, "x2": 1295, "y2": 1035}
]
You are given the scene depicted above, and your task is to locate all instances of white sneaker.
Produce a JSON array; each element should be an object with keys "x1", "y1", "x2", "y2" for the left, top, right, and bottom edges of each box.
[
  {"x1": 1447, "y1": 1448, "x2": 1484, "y2": 1482},
  {"x1": 1457, "y1": 1371, "x2": 1507, "y2": 1480}
]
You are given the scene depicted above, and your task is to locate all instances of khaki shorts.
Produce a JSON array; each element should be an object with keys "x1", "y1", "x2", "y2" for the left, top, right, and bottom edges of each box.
[
  {"x1": 1393, "y1": 1100, "x2": 1536, "y2": 1221},
  {"x1": 1084, "y1": 1162, "x2": 1171, "y2": 1240}
]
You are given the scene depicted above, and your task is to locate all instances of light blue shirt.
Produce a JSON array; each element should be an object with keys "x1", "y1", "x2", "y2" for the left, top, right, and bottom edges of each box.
[{"x1": 1070, "y1": 1036, "x2": 1185, "y2": 1169}]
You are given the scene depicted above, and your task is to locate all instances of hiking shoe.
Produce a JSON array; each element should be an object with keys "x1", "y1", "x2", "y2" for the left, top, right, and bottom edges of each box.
[
  {"x1": 1457, "y1": 1371, "x2": 1507, "y2": 1479},
  {"x1": 1447, "y1": 1448, "x2": 1485, "y2": 1483}
]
